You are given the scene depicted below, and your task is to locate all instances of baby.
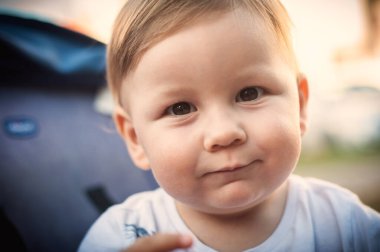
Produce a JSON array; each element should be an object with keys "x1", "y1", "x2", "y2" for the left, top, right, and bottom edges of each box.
[{"x1": 79, "y1": 0, "x2": 380, "y2": 251}]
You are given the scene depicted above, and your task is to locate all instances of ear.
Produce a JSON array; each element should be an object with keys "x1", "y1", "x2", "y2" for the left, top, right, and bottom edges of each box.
[
  {"x1": 297, "y1": 73, "x2": 309, "y2": 136},
  {"x1": 113, "y1": 106, "x2": 150, "y2": 170}
]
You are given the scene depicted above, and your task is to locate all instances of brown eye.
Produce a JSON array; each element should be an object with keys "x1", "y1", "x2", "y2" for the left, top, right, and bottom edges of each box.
[
  {"x1": 166, "y1": 102, "x2": 196, "y2": 116},
  {"x1": 236, "y1": 87, "x2": 263, "y2": 102}
]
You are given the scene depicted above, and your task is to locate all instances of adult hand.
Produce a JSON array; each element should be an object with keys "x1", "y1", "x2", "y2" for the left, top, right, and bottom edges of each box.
[{"x1": 125, "y1": 233, "x2": 193, "y2": 252}]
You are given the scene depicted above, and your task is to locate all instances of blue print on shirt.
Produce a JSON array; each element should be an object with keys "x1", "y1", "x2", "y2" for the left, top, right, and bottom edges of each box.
[{"x1": 124, "y1": 224, "x2": 155, "y2": 244}]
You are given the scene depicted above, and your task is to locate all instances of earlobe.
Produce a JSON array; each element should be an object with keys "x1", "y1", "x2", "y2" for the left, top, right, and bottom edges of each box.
[
  {"x1": 297, "y1": 73, "x2": 309, "y2": 136},
  {"x1": 113, "y1": 106, "x2": 150, "y2": 170}
]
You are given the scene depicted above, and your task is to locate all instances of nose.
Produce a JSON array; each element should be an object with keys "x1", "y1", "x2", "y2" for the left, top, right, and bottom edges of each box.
[{"x1": 203, "y1": 110, "x2": 247, "y2": 152}]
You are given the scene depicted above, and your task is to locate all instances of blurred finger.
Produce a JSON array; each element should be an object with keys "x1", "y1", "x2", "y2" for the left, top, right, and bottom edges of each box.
[{"x1": 125, "y1": 233, "x2": 193, "y2": 252}]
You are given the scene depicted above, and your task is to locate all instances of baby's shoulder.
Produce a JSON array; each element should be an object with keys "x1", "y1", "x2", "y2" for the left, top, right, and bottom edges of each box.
[
  {"x1": 119, "y1": 188, "x2": 166, "y2": 208},
  {"x1": 107, "y1": 188, "x2": 168, "y2": 221},
  {"x1": 291, "y1": 174, "x2": 360, "y2": 203},
  {"x1": 283, "y1": 175, "x2": 380, "y2": 250},
  {"x1": 290, "y1": 174, "x2": 380, "y2": 226},
  {"x1": 100, "y1": 189, "x2": 171, "y2": 244}
]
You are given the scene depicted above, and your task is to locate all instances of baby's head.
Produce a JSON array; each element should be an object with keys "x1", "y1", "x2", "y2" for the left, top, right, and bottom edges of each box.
[
  {"x1": 109, "y1": 0, "x2": 308, "y2": 215},
  {"x1": 107, "y1": 0, "x2": 299, "y2": 107}
]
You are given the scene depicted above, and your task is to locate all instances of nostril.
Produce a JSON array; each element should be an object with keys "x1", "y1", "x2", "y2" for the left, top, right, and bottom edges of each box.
[
  {"x1": 210, "y1": 143, "x2": 222, "y2": 152},
  {"x1": 232, "y1": 138, "x2": 242, "y2": 145}
]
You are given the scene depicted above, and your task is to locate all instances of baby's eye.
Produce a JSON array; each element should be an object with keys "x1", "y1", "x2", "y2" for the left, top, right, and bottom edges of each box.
[
  {"x1": 165, "y1": 102, "x2": 197, "y2": 116},
  {"x1": 235, "y1": 87, "x2": 264, "y2": 102}
]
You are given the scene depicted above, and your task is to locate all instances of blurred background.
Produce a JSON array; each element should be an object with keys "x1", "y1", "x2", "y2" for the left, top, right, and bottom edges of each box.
[
  {"x1": 0, "y1": 0, "x2": 379, "y2": 251},
  {"x1": 283, "y1": 0, "x2": 380, "y2": 212}
]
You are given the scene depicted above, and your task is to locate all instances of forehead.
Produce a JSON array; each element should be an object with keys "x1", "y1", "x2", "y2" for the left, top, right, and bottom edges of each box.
[
  {"x1": 127, "y1": 4, "x2": 286, "y2": 72},
  {"x1": 121, "y1": 9, "x2": 294, "y2": 103},
  {"x1": 125, "y1": 5, "x2": 295, "y2": 82},
  {"x1": 128, "y1": 9, "x2": 284, "y2": 81}
]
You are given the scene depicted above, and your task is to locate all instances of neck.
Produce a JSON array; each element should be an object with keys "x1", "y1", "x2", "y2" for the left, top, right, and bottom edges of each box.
[{"x1": 175, "y1": 181, "x2": 289, "y2": 252}]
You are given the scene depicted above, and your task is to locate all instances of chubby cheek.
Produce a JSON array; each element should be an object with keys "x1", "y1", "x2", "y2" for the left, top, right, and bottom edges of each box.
[
  {"x1": 257, "y1": 109, "x2": 302, "y2": 178},
  {"x1": 138, "y1": 126, "x2": 200, "y2": 197}
]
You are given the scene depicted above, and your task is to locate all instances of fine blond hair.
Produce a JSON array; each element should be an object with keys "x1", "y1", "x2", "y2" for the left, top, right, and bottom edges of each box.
[{"x1": 107, "y1": 0, "x2": 297, "y2": 106}]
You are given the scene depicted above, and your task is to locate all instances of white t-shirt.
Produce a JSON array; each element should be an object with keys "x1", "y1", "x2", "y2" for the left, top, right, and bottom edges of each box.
[{"x1": 78, "y1": 175, "x2": 380, "y2": 252}]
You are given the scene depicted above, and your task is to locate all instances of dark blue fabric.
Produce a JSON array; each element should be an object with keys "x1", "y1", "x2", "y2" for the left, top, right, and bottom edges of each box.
[
  {"x1": 0, "y1": 13, "x2": 106, "y2": 88},
  {"x1": 0, "y1": 12, "x2": 158, "y2": 252}
]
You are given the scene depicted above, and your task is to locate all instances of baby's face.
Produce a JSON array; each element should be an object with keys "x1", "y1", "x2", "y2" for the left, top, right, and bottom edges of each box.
[{"x1": 118, "y1": 9, "x2": 307, "y2": 215}]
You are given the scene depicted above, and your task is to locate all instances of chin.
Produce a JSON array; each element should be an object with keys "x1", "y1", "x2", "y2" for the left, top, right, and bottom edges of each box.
[{"x1": 206, "y1": 184, "x2": 266, "y2": 214}]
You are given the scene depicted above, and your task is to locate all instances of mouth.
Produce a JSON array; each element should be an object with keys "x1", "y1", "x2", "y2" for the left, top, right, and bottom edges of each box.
[
  {"x1": 204, "y1": 160, "x2": 259, "y2": 176},
  {"x1": 217, "y1": 165, "x2": 246, "y2": 173}
]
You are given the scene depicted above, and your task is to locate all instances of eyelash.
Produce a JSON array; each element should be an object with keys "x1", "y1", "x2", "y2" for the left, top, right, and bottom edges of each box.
[{"x1": 164, "y1": 86, "x2": 264, "y2": 116}]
